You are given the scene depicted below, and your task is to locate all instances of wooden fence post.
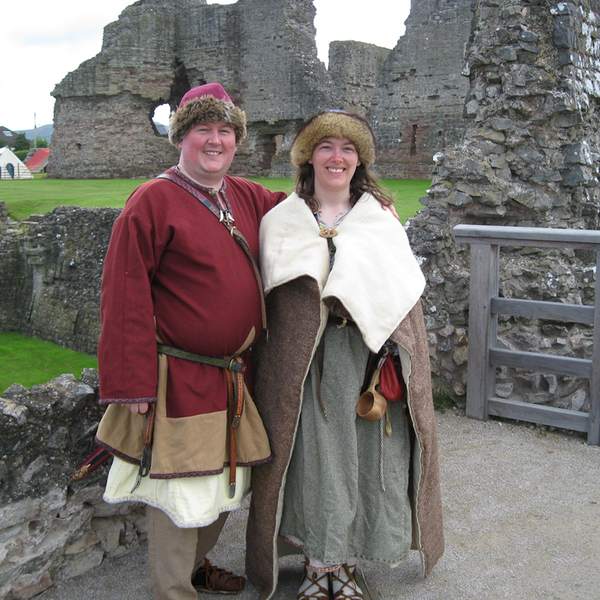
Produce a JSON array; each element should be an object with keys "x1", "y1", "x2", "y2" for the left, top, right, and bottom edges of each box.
[
  {"x1": 589, "y1": 248, "x2": 600, "y2": 445},
  {"x1": 465, "y1": 242, "x2": 499, "y2": 420}
]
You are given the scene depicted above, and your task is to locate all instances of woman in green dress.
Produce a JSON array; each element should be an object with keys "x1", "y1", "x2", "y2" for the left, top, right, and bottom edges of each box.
[{"x1": 246, "y1": 110, "x2": 444, "y2": 600}]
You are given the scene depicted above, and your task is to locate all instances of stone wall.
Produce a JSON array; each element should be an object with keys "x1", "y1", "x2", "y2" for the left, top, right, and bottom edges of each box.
[
  {"x1": 0, "y1": 371, "x2": 145, "y2": 600},
  {"x1": 48, "y1": 0, "x2": 472, "y2": 180},
  {"x1": 409, "y1": 0, "x2": 600, "y2": 410},
  {"x1": 0, "y1": 204, "x2": 25, "y2": 334},
  {"x1": 368, "y1": 0, "x2": 476, "y2": 178},
  {"x1": 0, "y1": 204, "x2": 119, "y2": 356}
]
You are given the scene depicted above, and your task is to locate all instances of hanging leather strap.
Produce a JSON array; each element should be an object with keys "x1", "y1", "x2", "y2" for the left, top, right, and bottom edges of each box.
[
  {"x1": 156, "y1": 170, "x2": 267, "y2": 330},
  {"x1": 157, "y1": 342, "x2": 246, "y2": 498},
  {"x1": 225, "y1": 355, "x2": 245, "y2": 497},
  {"x1": 130, "y1": 401, "x2": 157, "y2": 493},
  {"x1": 225, "y1": 358, "x2": 244, "y2": 499}
]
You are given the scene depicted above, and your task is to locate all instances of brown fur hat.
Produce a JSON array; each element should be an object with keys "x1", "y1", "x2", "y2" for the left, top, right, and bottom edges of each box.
[
  {"x1": 290, "y1": 110, "x2": 376, "y2": 168},
  {"x1": 169, "y1": 83, "x2": 247, "y2": 146}
]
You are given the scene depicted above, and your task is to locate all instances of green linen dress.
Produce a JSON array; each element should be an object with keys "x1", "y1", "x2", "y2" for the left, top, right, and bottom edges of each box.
[{"x1": 279, "y1": 323, "x2": 412, "y2": 566}]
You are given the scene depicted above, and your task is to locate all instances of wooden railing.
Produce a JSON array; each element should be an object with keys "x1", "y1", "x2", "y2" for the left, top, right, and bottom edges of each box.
[{"x1": 453, "y1": 224, "x2": 600, "y2": 445}]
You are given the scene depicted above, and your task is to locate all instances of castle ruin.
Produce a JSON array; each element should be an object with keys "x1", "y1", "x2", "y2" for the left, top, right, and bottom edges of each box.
[
  {"x1": 48, "y1": 0, "x2": 474, "y2": 179},
  {"x1": 409, "y1": 0, "x2": 600, "y2": 410},
  {"x1": 2, "y1": 0, "x2": 600, "y2": 596}
]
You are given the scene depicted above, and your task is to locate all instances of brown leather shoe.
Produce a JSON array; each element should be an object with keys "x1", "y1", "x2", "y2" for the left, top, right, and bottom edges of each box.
[
  {"x1": 331, "y1": 564, "x2": 364, "y2": 600},
  {"x1": 297, "y1": 558, "x2": 330, "y2": 600},
  {"x1": 192, "y1": 558, "x2": 246, "y2": 595}
]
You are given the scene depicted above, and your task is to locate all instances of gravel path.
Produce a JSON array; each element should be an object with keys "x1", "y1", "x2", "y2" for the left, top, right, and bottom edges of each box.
[{"x1": 39, "y1": 409, "x2": 600, "y2": 600}]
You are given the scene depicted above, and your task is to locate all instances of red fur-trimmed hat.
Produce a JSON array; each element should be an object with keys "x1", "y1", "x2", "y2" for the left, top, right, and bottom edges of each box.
[{"x1": 169, "y1": 83, "x2": 247, "y2": 146}]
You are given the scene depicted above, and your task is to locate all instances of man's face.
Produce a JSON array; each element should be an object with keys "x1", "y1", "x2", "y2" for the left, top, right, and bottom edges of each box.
[{"x1": 178, "y1": 121, "x2": 238, "y2": 187}]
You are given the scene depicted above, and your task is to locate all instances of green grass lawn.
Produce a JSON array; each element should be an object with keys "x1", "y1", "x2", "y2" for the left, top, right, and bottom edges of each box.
[
  {"x1": 0, "y1": 332, "x2": 98, "y2": 392},
  {"x1": 0, "y1": 178, "x2": 151, "y2": 220},
  {"x1": 1, "y1": 177, "x2": 430, "y2": 223},
  {"x1": 0, "y1": 176, "x2": 430, "y2": 389}
]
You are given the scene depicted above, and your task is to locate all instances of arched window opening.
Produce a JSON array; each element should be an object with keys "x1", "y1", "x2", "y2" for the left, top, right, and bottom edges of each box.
[{"x1": 152, "y1": 104, "x2": 172, "y2": 136}]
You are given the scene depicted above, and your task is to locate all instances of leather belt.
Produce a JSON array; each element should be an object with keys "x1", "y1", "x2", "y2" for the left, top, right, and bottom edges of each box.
[{"x1": 157, "y1": 343, "x2": 246, "y2": 498}]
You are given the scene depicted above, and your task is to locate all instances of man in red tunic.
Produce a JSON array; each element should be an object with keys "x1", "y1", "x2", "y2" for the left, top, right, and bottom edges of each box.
[{"x1": 95, "y1": 83, "x2": 286, "y2": 599}]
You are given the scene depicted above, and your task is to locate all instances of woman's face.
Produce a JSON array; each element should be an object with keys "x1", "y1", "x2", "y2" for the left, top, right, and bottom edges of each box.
[{"x1": 309, "y1": 136, "x2": 361, "y2": 196}]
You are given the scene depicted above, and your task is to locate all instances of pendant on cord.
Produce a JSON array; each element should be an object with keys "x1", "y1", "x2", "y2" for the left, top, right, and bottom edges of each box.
[
  {"x1": 319, "y1": 227, "x2": 338, "y2": 239},
  {"x1": 219, "y1": 210, "x2": 235, "y2": 226}
]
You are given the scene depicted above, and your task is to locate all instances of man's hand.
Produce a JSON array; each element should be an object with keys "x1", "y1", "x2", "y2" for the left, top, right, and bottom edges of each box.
[{"x1": 126, "y1": 402, "x2": 149, "y2": 415}]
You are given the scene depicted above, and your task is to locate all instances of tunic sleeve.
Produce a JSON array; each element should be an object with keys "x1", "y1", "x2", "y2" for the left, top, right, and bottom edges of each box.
[{"x1": 98, "y1": 192, "x2": 168, "y2": 405}]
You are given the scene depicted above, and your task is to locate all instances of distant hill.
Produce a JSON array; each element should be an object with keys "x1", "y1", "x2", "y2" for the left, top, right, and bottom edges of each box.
[
  {"x1": 17, "y1": 124, "x2": 54, "y2": 142},
  {"x1": 16, "y1": 122, "x2": 168, "y2": 142}
]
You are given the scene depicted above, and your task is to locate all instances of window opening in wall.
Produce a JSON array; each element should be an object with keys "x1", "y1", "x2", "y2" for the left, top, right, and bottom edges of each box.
[
  {"x1": 152, "y1": 104, "x2": 172, "y2": 136},
  {"x1": 257, "y1": 133, "x2": 285, "y2": 174},
  {"x1": 260, "y1": 135, "x2": 277, "y2": 172},
  {"x1": 410, "y1": 124, "x2": 419, "y2": 155}
]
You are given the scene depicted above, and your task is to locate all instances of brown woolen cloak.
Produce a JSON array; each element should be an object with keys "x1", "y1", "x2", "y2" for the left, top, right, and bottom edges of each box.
[{"x1": 246, "y1": 282, "x2": 444, "y2": 599}]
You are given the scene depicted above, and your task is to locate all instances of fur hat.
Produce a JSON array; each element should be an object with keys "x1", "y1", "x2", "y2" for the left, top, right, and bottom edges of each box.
[
  {"x1": 169, "y1": 83, "x2": 247, "y2": 146},
  {"x1": 290, "y1": 110, "x2": 376, "y2": 168}
]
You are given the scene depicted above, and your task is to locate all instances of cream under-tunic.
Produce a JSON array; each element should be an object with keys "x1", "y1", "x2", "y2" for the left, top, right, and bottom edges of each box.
[{"x1": 103, "y1": 459, "x2": 251, "y2": 528}]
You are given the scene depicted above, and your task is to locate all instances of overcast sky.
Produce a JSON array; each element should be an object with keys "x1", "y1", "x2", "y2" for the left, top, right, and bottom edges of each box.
[{"x1": 2, "y1": 0, "x2": 410, "y2": 132}]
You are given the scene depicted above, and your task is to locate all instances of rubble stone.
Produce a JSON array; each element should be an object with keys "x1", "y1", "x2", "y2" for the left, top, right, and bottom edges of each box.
[
  {"x1": 0, "y1": 375, "x2": 145, "y2": 600},
  {"x1": 409, "y1": 0, "x2": 599, "y2": 410}
]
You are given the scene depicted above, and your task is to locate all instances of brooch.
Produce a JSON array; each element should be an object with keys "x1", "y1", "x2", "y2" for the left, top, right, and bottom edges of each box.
[{"x1": 319, "y1": 227, "x2": 338, "y2": 239}]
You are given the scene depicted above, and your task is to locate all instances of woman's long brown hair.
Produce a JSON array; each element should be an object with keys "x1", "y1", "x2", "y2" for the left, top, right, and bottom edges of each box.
[{"x1": 296, "y1": 161, "x2": 394, "y2": 211}]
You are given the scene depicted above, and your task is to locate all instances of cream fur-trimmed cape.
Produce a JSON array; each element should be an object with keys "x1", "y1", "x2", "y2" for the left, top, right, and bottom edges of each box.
[{"x1": 259, "y1": 191, "x2": 426, "y2": 352}]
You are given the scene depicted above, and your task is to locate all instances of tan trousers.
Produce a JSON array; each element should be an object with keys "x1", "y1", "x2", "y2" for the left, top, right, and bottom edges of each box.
[{"x1": 147, "y1": 505, "x2": 229, "y2": 600}]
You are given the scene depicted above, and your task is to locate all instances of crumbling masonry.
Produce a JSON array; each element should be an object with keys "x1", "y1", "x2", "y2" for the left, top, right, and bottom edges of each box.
[
  {"x1": 1, "y1": 1, "x2": 600, "y2": 597},
  {"x1": 48, "y1": 0, "x2": 474, "y2": 179},
  {"x1": 409, "y1": 0, "x2": 600, "y2": 409}
]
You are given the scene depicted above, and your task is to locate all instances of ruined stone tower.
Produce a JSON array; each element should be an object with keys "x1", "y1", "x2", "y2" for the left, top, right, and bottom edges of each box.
[
  {"x1": 368, "y1": 0, "x2": 475, "y2": 178},
  {"x1": 410, "y1": 0, "x2": 600, "y2": 409},
  {"x1": 48, "y1": 0, "x2": 332, "y2": 179},
  {"x1": 48, "y1": 0, "x2": 475, "y2": 179}
]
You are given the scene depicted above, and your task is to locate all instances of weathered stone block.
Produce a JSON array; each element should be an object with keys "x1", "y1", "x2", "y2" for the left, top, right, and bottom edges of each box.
[
  {"x1": 453, "y1": 345, "x2": 469, "y2": 366},
  {"x1": 563, "y1": 141, "x2": 593, "y2": 165},
  {"x1": 570, "y1": 389, "x2": 586, "y2": 411},
  {"x1": 0, "y1": 499, "x2": 42, "y2": 531},
  {"x1": 561, "y1": 165, "x2": 593, "y2": 187},
  {"x1": 64, "y1": 532, "x2": 100, "y2": 556},
  {"x1": 4, "y1": 572, "x2": 52, "y2": 600},
  {"x1": 91, "y1": 519, "x2": 123, "y2": 554},
  {"x1": 57, "y1": 546, "x2": 104, "y2": 581},
  {"x1": 495, "y1": 383, "x2": 514, "y2": 398}
]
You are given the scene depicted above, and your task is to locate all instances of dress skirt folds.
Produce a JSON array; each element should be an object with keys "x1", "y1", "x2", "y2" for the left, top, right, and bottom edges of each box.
[{"x1": 279, "y1": 324, "x2": 412, "y2": 566}]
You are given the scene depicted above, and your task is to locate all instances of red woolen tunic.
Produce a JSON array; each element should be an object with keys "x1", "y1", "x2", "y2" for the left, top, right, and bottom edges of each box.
[{"x1": 96, "y1": 170, "x2": 285, "y2": 477}]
